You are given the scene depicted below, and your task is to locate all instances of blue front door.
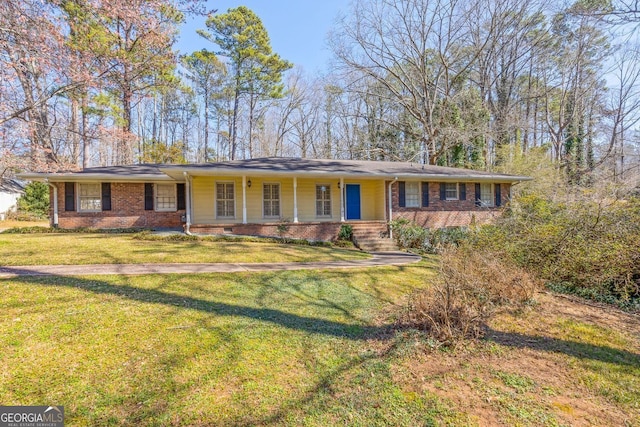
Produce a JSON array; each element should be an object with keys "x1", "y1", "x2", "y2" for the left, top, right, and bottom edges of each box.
[{"x1": 345, "y1": 184, "x2": 361, "y2": 220}]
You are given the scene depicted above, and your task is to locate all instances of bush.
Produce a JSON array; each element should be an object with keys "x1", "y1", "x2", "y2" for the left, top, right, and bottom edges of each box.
[
  {"x1": 337, "y1": 224, "x2": 353, "y2": 241},
  {"x1": 390, "y1": 219, "x2": 468, "y2": 254},
  {"x1": 403, "y1": 246, "x2": 539, "y2": 346},
  {"x1": 16, "y1": 182, "x2": 49, "y2": 219},
  {"x1": 472, "y1": 195, "x2": 640, "y2": 307}
]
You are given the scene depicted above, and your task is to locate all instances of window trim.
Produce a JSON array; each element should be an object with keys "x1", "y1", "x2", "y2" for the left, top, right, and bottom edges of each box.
[
  {"x1": 154, "y1": 183, "x2": 178, "y2": 212},
  {"x1": 479, "y1": 183, "x2": 494, "y2": 207},
  {"x1": 315, "y1": 183, "x2": 332, "y2": 218},
  {"x1": 444, "y1": 182, "x2": 459, "y2": 201},
  {"x1": 215, "y1": 181, "x2": 236, "y2": 220},
  {"x1": 77, "y1": 182, "x2": 102, "y2": 212},
  {"x1": 262, "y1": 182, "x2": 281, "y2": 219}
]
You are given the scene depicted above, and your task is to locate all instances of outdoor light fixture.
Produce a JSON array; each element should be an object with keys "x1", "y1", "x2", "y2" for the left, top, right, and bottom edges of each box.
[
  {"x1": 247, "y1": 179, "x2": 252, "y2": 188},
  {"x1": 320, "y1": 185, "x2": 326, "y2": 192},
  {"x1": 337, "y1": 181, "x2": 341, "y2": 189}
]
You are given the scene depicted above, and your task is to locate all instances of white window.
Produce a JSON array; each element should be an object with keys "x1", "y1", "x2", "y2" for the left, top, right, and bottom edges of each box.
[
  {"x1": 405, "y1": 182, "x2": 420, "y2": 207},
  {"x1": 78, "y1": 183, "x2": 101, "y2": 212},
  {"x1": 263, "y1": 183, "x2": 280, "y2": 218},
  {"x1": 480, "y1": 183, "x2": 494, "y2": 207},
  {"x1": 445, "y1": 183, "x2": 458, "y2": 200},
  {"x1": 155, "y1": 184, "x2": 176, "y2": 211},
  {"x1": 216, "y1": 182, "x2": 235, "y2": 218},
  {"x1": 316, "y1": 184, "x2": 332, "y2": 217}
]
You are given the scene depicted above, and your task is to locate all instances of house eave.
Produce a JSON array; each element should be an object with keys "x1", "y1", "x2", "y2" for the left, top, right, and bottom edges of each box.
[
  {"x1": 159, "y1": 166, "x2": 530, "y2": 183},
  {"x1": 17, "y1": 172, "x2": 178, "y2": 183}
]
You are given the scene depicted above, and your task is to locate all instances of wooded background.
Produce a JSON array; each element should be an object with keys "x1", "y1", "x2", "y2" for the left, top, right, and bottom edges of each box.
[{"x1": 2, "y1": 0, "x2": 640, "y2": 190}]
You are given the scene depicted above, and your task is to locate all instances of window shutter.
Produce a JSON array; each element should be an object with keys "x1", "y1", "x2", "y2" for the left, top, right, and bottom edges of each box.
[
  {"x1": 398, "y1": 181, "x2": 406, "y2": 207},
  {"x1": 65, "y1": 182, "x2": 75, "y2": 211},
  {"x1": 144, "y1": 183, "x2": 154, "y2": 210},
  {"x1": 421, "y1": 182, "x2": 429, "y2": 207},
  {"x1": 495, "y1": 184, "x2": 502, "y2": 207},
  {"x1": 475, "y1": 183, "x2": 481, "y2": 207},
  {"x1": 101, "y1": 183, "x2": 111, "y2": 211},
  {"x1": 177, "y1": 183, "x2": 186, "y2": 210},
  {"x1": 459, "y1": 183, "x2": 466, "y2": 201},
  {"x1": 440, "y1": 183, "x2": 446, "y2": 200}
]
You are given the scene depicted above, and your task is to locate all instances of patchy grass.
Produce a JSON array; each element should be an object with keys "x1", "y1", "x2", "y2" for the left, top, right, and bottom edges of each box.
[
  {"x1": 0, "y1": 233, "x2": 369, "y2": 265},
  {"x1": 0, "y1": 261, "x2": 461, "y2": 426},
  {"x1": 1, "y1": 248, "x2": 638, "y2": 426},
  {"x1": 394, "y1": 292, "x2": 640, "y2": 426},
  {"x1": 0, "y1": 219, "x2": 49, "y2": 229}
]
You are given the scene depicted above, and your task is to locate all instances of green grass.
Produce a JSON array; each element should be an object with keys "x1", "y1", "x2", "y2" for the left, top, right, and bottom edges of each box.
[
  {"x1": 0, "y1": 261, "x2": 466, "y2": 426},
  {"x1": 0, "y1": 233, "x2": 369, "y2": 265}
]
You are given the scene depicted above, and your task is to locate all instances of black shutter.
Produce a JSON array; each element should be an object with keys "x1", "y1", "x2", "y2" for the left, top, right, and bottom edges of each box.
[
  {"x1": 398, "y1": 181, "x2": 406, "y2": 207},
  {"x1": 459, "y1": 183, "x2": 466, "y2": 201},
  {"x1": 475, "y1": 183, "x2": 481, "y2": 207},
  {"x1": 65, "y1": 182, "x2": 75, "y2": 211},
  {"x1": 101, "y1": 183, "x2": 111, "y2": 211},
  {"x1": 440, "y1": 183, "x2": 446, "y2": 200},
  {"x1": 144, "y1": 183, "x2": 154, "y2": 210},
  {"x1": 177, "y1": 183, "x2": 186, "y2": 210},
  {"x1": 495, "y1": 184, "x2": 502, "y2": 207},
  {"x1": 421, "y1": 182, "x2": 429, "y2": 207}
]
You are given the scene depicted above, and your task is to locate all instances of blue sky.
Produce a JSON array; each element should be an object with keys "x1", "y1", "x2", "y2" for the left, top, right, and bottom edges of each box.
[{"x1": 176, "y1": 1, "x2": 350, "y2": 73}]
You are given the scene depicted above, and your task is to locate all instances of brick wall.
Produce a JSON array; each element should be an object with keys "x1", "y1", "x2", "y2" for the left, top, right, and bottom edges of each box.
[
  {"x1": 50, "y1": 182, "x2": 185, "y2": 229},
  {"x1": 190, "y1": 221, "x2": 364, "y2": 242},
  {"x1": 387, "y1": 181, "x2": 511, "y2": 228}
]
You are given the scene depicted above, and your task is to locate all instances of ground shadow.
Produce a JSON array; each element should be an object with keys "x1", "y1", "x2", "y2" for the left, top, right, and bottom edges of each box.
[
  {"x1": 16, "y1": 275, "x2": 394, "y2": 341},
  {"x1": 485, "y1": 327, "x2": 640, "y2": 367}
]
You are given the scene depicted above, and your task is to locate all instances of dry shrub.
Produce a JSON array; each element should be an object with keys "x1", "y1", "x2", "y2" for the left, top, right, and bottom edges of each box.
[{"x1": 404, "y1": 246, "x2": 539, "y2": 346}]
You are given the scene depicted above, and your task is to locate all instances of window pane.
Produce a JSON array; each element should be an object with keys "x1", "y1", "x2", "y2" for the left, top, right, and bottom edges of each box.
[
  {"x1": 480, "y1": 183, "x2": 493, "y2": 206},
  {"x1": 156, "y1": 184, "x2": 176, "y2": 210},
  {"x1": 316, "y1": 185, "x2": 331, "y2": 216},
  {"x1": 78, "y1": 183, "x2": 101, "y2": 211},
  {"x1": 445, "y1": 183, "x2": 458, "y2": 200},
  {"x1": 405, "y1": 182, "x2": 419, "y2": 207},
  {"x1": 263, "y1": 183, "x2": 280, "y2": 217},
  {"x1": 216, "y1": 183, "x2": 235, "y2": 218}
]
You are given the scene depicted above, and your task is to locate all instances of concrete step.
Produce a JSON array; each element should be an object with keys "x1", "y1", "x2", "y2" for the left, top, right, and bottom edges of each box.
[{"x1": 353, "y1": 236, "x2": 399, "y2": 252}]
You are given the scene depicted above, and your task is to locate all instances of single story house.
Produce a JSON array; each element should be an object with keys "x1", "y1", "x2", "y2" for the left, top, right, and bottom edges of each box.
[
  {"x1": 18, "y1": 157, "x2": 530, "y2": 241},
  {"x1": 0, "y1": 179, "x2": 25, "y2": 220}
]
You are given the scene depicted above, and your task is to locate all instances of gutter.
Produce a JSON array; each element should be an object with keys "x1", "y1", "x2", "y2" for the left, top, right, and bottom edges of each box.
[
  {"x1": 45, "y1": 179, "x2": 58, "y2": 228},
  {"x1": 184, "y1": 172, "x2": 192, "y2": 235}
]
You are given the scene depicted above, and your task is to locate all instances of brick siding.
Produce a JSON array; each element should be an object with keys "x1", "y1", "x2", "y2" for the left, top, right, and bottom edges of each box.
[
  {"x1": 388, "y1": 181, "x2": 511, "y2": 228},
  {"x1": 50, "y1": 182, "x2": 185, "y2": 229}
]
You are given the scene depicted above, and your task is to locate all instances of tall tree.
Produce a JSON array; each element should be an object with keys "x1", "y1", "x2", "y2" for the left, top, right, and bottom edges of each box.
[
  {"x1": 198, "y1": 6, "x2": 291, "y2": 159},
  {"x1": 182, "y1": 49, "x2": 227, "y2": 161}
]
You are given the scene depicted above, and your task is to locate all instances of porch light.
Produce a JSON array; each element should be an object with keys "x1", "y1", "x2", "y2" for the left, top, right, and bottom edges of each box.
[
  {"x1": 320, "y1": 185, "x2": 326, "y2": 192},
  {"x1": 247, "y1": 179, "x2": 252, "y2": 188},
  {"x1": 337, "y1": 181, "x2": 341, "y2": 189}
]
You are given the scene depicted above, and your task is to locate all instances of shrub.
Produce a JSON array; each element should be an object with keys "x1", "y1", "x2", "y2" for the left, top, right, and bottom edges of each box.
[
  {"x1": 337, "y1": 224, "x2": 353, "y2": 241},
  {"x1": 390, "y1": 219, "x2": 468, "y2": 254},
  {"x1": 403, "y1": 246, "x2": 539, "y2": 346},
  {"x1": 16, "y1": 182, "x2": 49, "y2": 219}
]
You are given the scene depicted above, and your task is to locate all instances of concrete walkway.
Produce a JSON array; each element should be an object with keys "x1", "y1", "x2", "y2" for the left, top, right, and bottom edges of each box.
[{"x1": 0, "y1": 252, "x2": 421, "y2": 278}]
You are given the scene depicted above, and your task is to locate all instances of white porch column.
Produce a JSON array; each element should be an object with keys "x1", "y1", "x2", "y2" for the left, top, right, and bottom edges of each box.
[
  {"x1": 242, "y1": 175, "x2": 247, "y2": 224},
  {"x1": 184, "y1": 172, "x2": 192, "y2": 233},
  {"x1": 293, "y1": 176, "x2": 298, "y2": 223},
  {"x1": 340, "y1": 177, "x2": 345, "y2": 222}
]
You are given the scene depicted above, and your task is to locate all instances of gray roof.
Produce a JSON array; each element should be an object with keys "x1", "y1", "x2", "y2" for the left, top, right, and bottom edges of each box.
[
  {"x1": 0, "y1": 179, "x2": 25, "y2": 194},
  {"x1": 161, "y1": 157, "x2": 530, "y2": 182},
  {"x1": 18, "y1": 157, "x2": 531, "y2": 183}
]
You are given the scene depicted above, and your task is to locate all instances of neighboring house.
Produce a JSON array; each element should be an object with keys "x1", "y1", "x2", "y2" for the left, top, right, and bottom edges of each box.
[
  {"x1": 18, "y1": 157, "x2": 530, "y2": 240},
  {"x1": 0, "y1": 179, "x2": 25, "y2": 220}
]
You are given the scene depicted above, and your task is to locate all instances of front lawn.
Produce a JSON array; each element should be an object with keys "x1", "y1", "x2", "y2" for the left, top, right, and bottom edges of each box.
[
  {"x1": 0, "y1": 263, "x2": 448, "y2": 426},
  {"x1": 1, "y1": 256, "x2": 638, "y2": 425},
  {"x1": 0, "y1": 233, "x2": 368, "y2": 265}
]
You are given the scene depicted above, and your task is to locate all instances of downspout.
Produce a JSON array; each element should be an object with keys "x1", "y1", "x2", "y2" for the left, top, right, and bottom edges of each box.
[
  {"x1": 45, "y1": 179, "x2": 59, "y2": 228},
  {"x1": 183, "y1": 172, "x2": 192, "y2": 235},
  {"x1": 388, "y1": 177, "x2": 397, "y2": 239}
]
